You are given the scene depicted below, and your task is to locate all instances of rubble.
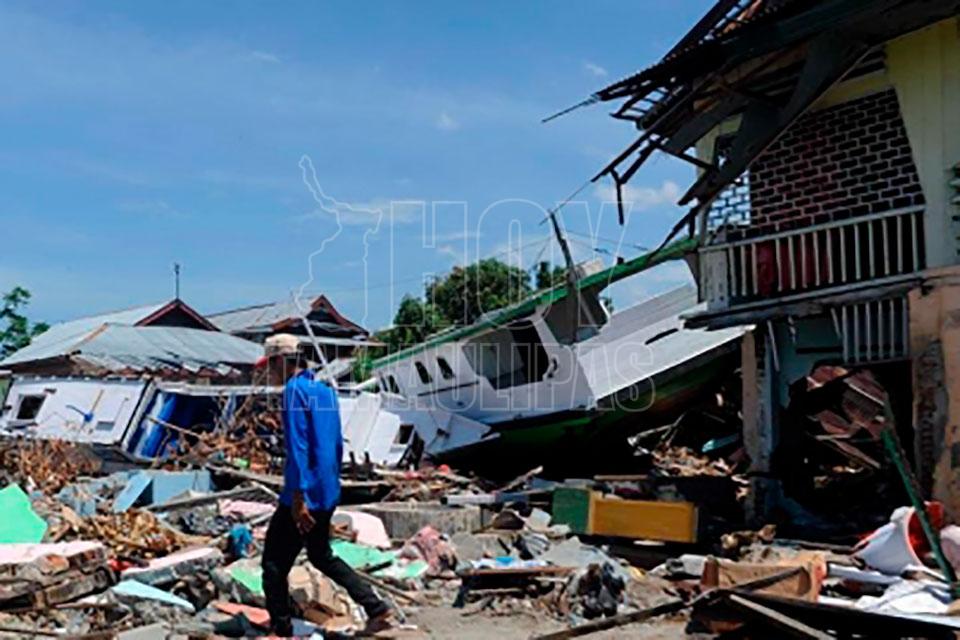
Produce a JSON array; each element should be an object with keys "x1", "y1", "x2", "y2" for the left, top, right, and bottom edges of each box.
[
  {"x1": 0, "y1": 373, "x2": 958, "y2": 640},
  {"x1": 1, "y1": 426, "x2": 960, "y2": 640}
]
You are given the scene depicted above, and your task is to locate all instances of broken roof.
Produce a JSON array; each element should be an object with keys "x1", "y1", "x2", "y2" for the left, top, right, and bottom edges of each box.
[
  {"x1": 208, "y1": 295, "x2": 367, "y2": 337},
  {"x1": 587, "y1": 0, "x2": 960, "y2": 245}
]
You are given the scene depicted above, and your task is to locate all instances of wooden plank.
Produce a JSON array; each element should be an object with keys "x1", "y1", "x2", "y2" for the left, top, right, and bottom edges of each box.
[
  {"x1": 590, "y1": 495, "x2": 698, "y2": 543},
  {"x1": 530, "y1": 598, "x2": 686, "y2": 640},
  {"x1": 737, "y1": 591, "x2": 960, "y2": 638},
  {"x1": 726, "y1": 594, "x2": 832, "y2": 640}
]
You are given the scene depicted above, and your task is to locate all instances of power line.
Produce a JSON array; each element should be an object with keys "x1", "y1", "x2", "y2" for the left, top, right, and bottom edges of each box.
[{"x1": 565, "y1": 229, "x2": 649, "y2": 252}]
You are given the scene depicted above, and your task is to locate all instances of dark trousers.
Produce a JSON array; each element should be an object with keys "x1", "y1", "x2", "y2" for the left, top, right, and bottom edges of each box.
[{"x1": 261, "y1": 505, "x2": 387, "y2": 628}]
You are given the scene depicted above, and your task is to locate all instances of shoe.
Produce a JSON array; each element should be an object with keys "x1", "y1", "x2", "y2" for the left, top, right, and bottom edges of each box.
[{"x1": 359, "y1": 610, "x2": 394, "y2": 636}]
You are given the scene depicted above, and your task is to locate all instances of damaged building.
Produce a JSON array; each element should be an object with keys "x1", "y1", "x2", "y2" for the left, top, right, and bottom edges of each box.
[{"x1": 589, "y1": 0, "x2": 960, "y2": 525}]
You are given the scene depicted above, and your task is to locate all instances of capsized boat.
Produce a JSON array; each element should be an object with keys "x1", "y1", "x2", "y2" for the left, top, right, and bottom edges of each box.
[{"x1": 370, "y1": 239, "x2": 750, "y2": 470}]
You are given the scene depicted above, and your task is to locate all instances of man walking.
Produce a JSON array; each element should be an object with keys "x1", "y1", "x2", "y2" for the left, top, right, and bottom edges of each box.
[{"x1": 259, "y1": 334, "x2": 391, "y2": 637}]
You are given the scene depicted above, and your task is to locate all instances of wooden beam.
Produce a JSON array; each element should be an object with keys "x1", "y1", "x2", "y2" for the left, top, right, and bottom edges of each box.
[
  {"x1": 530, "y1": 599, "x2": 686, "y2": 640},
  {"x1": 726, "y1": 594, "x2": 832, "y2": 640}
]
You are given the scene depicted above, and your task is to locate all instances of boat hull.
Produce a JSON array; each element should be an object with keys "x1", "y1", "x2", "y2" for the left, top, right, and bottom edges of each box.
[{"x1": 427, "y1": 344, "x2": 740, "y2": 477}]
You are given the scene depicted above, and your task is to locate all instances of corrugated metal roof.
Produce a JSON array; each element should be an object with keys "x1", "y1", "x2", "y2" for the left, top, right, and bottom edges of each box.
[
  {"x1": 207, "y1": 299, "x2": 308, "y2": 333},
  {"x1": 208, "y1": 297, "x2": 362, "y2": 336},
  {"x1": 576, "y1": 286, "x2": 748, "y2": 401},
  {"x1": 78, "y1": 324, "x2": 263, "y2": 374},
  {"x1": 1, "y1": 323, "x2": 263, "y2": 375},
  {"x1": 0, "y1": 302, "x2": 170, "y2": 367}
]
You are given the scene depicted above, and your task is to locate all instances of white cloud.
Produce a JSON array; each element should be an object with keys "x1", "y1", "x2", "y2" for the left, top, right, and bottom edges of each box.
[
  {"x1": 436, "y1": 111, "x2": 460, "y2": 131},
  {"x1": 594, "y1": 180, "x2": 681, "y2": 211},
  {"x1": 583, "y1": 61, "x2": 608, "y2": 77},
  {"x1": 249, "y1": 50, "x2": 281, "y2": 64}
]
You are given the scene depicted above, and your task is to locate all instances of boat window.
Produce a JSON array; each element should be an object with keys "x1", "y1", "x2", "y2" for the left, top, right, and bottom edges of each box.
[
  {"x1": 436, "y1": 357, "x2": 455, "y2": 380},
  {"x1": 394, "y1": 423, "x2": 415, "y2": 445},
  {"x1": 414, "y1": 362, "x2": 433, "y2": 385},
  {"x1": 387, "y1": 375, "x2": 401, "y2": 394},
  {"x1": 645, "y1": 328, "x2": 680, "y2": 345},
  {"x1": 463, "y1": 320, "x2": 550, "y2": 389},
  {"x1": 15, "y1": 394, "x2": 45, "y2": 421}
]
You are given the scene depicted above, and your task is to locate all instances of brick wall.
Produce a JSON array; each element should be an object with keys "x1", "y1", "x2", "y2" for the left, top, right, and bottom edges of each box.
[{"x1": 721, "y1": 89, "x2": 925, "y2": 241}]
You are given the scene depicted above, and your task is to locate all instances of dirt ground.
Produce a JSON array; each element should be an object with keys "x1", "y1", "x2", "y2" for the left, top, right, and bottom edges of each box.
[{"x1": 396, "y1": 606, "x2": 693, "y2": 639}]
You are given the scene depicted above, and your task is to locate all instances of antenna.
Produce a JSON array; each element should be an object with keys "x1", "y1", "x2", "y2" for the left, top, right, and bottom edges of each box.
[
  {"x1": 173, "y1": 263, "x2": 181, "y2": 299},
  {"x1": 545, "y1": 206, "x2": 599, "y2": 329}
]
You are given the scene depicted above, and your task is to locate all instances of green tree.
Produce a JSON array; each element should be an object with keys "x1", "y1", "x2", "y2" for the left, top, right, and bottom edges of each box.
[
  {"x1": 0, "y1": 286, "x2": 49, "y2": 358},
  {"x1": 427, "y1": 258, "x2": 532, "y2": 326},
  {"x1": 376, "y1": 295, "x2": 449, "y2": 352},
  {"x1": 534, "y1": 261, "x2": 567, "y2": 291}
]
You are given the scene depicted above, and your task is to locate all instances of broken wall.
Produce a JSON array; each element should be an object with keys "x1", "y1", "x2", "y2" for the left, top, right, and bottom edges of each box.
[{"x1": 910, "y1": 265, "x2": 960, "y2": 522}]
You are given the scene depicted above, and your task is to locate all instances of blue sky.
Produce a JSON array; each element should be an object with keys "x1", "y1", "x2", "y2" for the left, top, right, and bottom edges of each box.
[{"x1": 0, "y1": 1, "x2": 710, "y2": 330}]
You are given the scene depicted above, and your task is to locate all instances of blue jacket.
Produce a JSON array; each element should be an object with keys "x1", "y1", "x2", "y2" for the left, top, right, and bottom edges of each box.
[{"x1": 279, "y1": 370, "x2": 342, "y2": 511}]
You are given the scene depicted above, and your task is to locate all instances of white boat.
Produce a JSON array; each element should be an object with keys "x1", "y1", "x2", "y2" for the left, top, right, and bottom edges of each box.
[{"x1": 370, "y1": 240, "x2": 749, "y2": 466}]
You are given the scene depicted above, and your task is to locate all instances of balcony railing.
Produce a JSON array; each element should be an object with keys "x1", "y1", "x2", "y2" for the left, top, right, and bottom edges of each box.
[
  {"x1": 837, "y1": 295, "x2": 909, "y2": 364},
  {"x1": 700, "y1": 206, "x2": 925, "y2": 308}
]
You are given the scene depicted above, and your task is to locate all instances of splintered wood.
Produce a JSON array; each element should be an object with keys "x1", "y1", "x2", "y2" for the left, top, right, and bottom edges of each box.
[
  {"x1": 0, "y1": 439, "x2": 101, "y2": 493},
  {"x1": 152, "y1": 393, "x2": 285, "y2": 473},
  {"x1": 55, "y1": 509, "x2": 196, "y2": 560}
]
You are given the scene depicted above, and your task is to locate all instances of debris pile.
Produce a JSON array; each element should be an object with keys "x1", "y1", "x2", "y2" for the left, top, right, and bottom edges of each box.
[
  {"x1": 2, "y1": 393, "x2": 959, "y2": 639},
  {"x1": 0, "y1": 439, "x2": 101, "y2": 493}
]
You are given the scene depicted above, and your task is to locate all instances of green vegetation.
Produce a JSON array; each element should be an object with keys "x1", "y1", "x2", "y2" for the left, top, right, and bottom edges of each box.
[{"x1": 0, "y1": 286, "x2": 48, "y2": 358}]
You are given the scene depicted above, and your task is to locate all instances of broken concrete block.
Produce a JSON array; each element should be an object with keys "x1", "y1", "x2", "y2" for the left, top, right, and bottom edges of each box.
[
  {"x1": 121, "y1": 547, "x2": 223, "y2": 587},
  {"x1": 450, "y1": 531, "x2": 514, "y2": 562},
  {"x1": 0, "y1": 541, "x2": 113, "y2": 608},
  {"x1": 354, "y1": 501, "x2": 481, "y2": 538}
]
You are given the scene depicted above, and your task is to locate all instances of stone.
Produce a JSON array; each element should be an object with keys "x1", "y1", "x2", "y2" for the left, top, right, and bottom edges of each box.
[{"x1": 354, "y1": 501, "x2": 481, "y2": 539}]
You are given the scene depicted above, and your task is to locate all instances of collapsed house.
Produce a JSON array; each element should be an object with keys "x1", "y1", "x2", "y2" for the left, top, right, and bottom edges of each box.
[
  {"x1": 587, "y1": 0, "x2": 960, "y2": 524},
  {"x1": 0, "y1": 297, "x2": 416, "y2": 468},
  {"x1": 0, "y1": 299, "x2": 259, "y2": 381}
]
